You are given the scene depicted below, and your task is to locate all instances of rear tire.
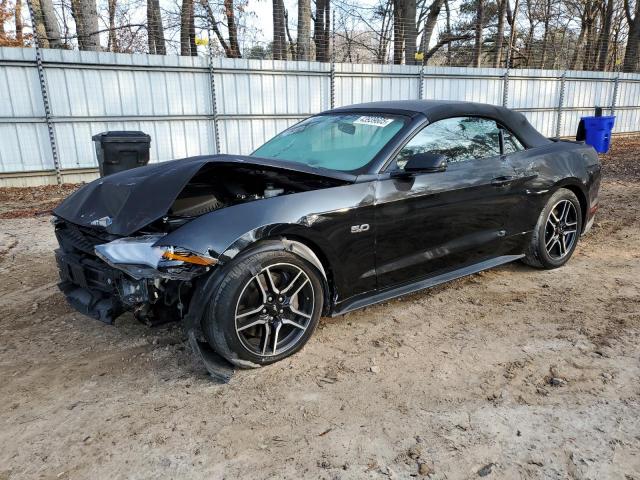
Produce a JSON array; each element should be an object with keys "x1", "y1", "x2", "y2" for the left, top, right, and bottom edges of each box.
[
  {"x1": 203, "y1": 250, "x2": 323, "y2": 368},
  {"x1": 523, "y1": 188, "x2": 582, "y2": 269}
]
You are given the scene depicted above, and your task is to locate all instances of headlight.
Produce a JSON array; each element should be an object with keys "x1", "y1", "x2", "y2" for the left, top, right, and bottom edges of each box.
[{"x1": 95, "y1": 235, "x2": 217, "y2": 280}]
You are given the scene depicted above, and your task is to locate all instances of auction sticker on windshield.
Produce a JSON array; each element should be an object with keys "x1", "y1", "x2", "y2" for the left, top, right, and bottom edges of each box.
[{"x1": 353, "y1": 116, "x2": 395, "y2": 128}]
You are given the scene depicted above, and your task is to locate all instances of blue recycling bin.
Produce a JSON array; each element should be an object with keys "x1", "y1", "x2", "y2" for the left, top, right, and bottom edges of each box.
[{"x1": 580, "y1": 115, "x2": 615, "y2": 153}]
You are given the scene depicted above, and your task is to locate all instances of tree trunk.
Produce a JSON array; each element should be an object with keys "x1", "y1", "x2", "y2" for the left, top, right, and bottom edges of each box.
[
  {"x1": 493, "y1": 0, "x2": 507, "y2": 67},
  {"x1": 180, "y1": 0, "x2": 193, "y2": 55},
  {"x1": 297, "y1": 0, "x2": 311, "y2": 60},
  {"x1": 623, "y1": 20, "x2": 640, "y2": 72},
  {"x1": 376, "y1": 0, "x2": 392, "y2": 63},
  {"x1": 272, "y1": 0, "x2": 286, "y2": 60},
  {"x1": 15, "y1": 0, "x2": 23, "y2": 42},
  {"x1": 71, "y1": 0, "x2": 100, "y2": 50},
  {"x1": 445, "y1": 0, "x2": 451, "y2": 65},
  {"x1": 0, "y1": 0, "x2": 5, "y2": 38},
  {"x1": 147, "y1": 0, "x2": 166, "y2": 54},
  {"x1": 31, "y1": 0, "x2": 62, "y2": 48},
  {"x1": 622, "y1": 0, "x2": 639, "y2": 72},
  {"x1": 108, "y1": 0, "x2": 117, "y2": 52},
  {"x1": 570, "y1": 20, "x2": 587, "y2": 69},
  {"x1": 224, "y1": 0, "x2": 241, "y2": 57},
  {"x1": 506, "y1": 0, "x2": 518, "y2": 67},
  {"x1": 147, "y1": 1, "x2": 155, "y2": 54},
  {"x1": 404, "y1": 0, "x2": 417, "y2": 64},
  {"x1": 313, "y1": 0, "x2": 330, "y2": 62},
  {"x1": 393, "y1": 0, "x2": 405, "y2": 64},
  {"x1": 420, "y1": 0, "x2": 444, "y2": 65},
  {"x1": 583, "y1": 18, "x2": 596, "y2": 70},
  {"x1": 284, "y1": 9, "x2": 296, "y2": 58},
  {"x1": 473, "y1": 0, "x2": 484, "y2": 67},
  {"x1": 596, "y1": 0, "x2": 613, "y2": 71},
  {"x1": 539, "y1": 0, "x2": 551, "y2": 68}
]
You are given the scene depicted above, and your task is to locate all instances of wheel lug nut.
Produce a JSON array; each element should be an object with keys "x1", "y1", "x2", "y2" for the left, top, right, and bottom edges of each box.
[
  {"x1": 279, "y1": 308, "x2": 283, "y2": 313},
  {"x1": 262, "y1": 308, "x2": 267, "y2": 313},
  {"x1": 268, "y1": 296, "x2": 273, "y2": 302},
  {"x1": 278, "y1": 297, "x2": 283, "y2": 302}
]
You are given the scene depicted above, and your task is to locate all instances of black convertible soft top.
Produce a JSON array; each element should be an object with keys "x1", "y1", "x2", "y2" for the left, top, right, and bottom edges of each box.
[{"x1": 329, "y1": 100, "x2": 551, "y2": 148}]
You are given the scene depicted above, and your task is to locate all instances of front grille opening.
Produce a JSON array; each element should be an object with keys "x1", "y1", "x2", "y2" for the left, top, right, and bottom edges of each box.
[{"x1": 55, "y1": 220, "x2": 119, "y2": 255}]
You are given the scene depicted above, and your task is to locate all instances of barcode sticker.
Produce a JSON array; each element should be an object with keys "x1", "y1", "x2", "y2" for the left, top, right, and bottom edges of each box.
[{"x1": 353, "y1": 116, "x2": 394, "y2": 128}]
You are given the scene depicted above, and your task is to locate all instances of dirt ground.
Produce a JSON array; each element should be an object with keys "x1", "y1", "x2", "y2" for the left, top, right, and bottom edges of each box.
[{"x1": 1, "y1": 138, "x2": 639, "y2": 480}]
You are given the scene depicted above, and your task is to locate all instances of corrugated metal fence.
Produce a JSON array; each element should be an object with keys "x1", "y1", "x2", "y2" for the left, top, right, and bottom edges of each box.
[{"x1": 1, "y1": 46, "x2": 639, "y2": 185}]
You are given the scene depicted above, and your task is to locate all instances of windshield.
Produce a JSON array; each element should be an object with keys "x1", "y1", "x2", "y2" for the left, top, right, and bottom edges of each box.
[{"x1": 251, "y1": 113, "x2": 406, "y2": 172}]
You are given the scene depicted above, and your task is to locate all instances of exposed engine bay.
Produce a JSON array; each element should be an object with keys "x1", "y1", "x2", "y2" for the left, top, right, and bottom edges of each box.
[{"x1": 147, "y1": 164, "x2": 347, "y2": 232}]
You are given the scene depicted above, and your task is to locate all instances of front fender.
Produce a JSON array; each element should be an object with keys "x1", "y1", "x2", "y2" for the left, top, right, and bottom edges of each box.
[
  {"x1": 155, "y1": 182, "x2": 374, "y2": 259},
  {"x1": 156, "y1": 181, "x2": 377, "y2": 303}
]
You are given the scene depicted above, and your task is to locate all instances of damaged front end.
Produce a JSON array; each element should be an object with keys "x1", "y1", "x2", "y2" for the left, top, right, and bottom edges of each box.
[
  {"x1": 53, "y1": 218, "x2": 216, "y2": 326},
  {"x1": 51, "y1": 154, "x2": 355, "y2": 381}
]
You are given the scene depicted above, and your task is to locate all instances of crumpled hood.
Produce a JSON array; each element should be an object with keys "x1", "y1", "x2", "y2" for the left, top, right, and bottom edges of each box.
[{"x1": 53, "y1": 154, "x2": 355, "y2": 236}]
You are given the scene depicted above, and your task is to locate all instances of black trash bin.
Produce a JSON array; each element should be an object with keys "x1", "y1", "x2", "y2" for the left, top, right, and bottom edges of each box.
[{"x1": 92, "y1": 131, "x2": 151, "y2": 177}]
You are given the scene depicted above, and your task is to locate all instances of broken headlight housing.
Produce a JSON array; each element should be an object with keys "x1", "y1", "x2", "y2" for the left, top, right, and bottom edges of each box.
[{"x1": 94, "y1": 235, "x2": 217, "y2": 280}]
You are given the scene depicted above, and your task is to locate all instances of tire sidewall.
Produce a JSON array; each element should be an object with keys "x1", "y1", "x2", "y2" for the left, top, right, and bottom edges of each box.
[
  {"x1": 534, "y1": 189, "x2": 582, "y2": 268},
  {"x1": 204, "y1": 250, "x2": 324, "y2": 366}
]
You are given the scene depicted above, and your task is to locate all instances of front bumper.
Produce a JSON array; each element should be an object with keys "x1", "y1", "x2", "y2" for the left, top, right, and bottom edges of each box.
[{"x1": 55, "y1": 248, "x2": 126, "y2": 323}]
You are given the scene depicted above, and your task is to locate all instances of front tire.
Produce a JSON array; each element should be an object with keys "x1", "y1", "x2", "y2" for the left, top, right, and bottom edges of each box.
[
  {"x1": 523, "y1": 188, "x2": 582, "y2": 269},
  {"x1": 203, "y1": 250, "x2": 324, "y2": 368}
]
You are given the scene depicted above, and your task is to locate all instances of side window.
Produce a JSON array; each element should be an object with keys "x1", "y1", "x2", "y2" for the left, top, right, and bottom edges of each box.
[
  {"x1": 502, "y1": 128, "x2": 525, "y2": 154},
  {"x1": 396, "y1": 117, "x2": 502, "y2": 169}
]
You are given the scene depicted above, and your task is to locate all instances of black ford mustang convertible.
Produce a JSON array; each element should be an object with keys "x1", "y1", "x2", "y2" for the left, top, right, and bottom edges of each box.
[{"x1": 53, "y1": 100, "x2": 601, "y2": 376}]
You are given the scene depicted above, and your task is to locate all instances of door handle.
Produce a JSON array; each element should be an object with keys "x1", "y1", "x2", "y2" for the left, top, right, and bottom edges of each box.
[{"x1": 491, "y1": 175, "x2": 517, "y2": 186}]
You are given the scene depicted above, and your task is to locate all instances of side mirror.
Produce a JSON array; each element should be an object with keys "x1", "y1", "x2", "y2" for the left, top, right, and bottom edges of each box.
[{"x1": 400, "y1": 152, "x2": 448, "y2": 175}]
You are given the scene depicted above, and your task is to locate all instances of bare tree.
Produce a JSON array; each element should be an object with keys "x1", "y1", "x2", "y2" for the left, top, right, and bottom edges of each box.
[
  {"x1": 108, "y1": 0, "x2": 117, "y2": 51},
  {"x1": 71, "y1": 0, "x2": 101, "y2": 50},
  {"x1": 15, "y1": 0, "x2": 23, "y2": 42},
  {"x1": 147, "y1": 0, "x2": 166, "y2": 54},
  {"x1": 420, "y1": 0, "x2": 444, "y2": 62},
  {"x1": 314, "y1": 0, "x2": 330, "y2": 61},
  {"x1": 623, "y1": 0, "x2": 640, "y2": 71},
  {"x1": 224, "y1": 0, "x2": 241, "y2": 57},
  {"x1": 393, "y1": 0, "x2": 405, "y2": 63},
  {"x1": 404, "y1": 0, "x2": 417, "y2": 64},
  {"x1": 506, "y1": 0, "x2": 519, "y2": 67},
  {"x1": 0, "y1": 0, "x2": 5, "y2": 38},
  {"x1": 375, "y1": 0, "x2": 393, "y2": 62},
  {"x1": 473, "y1": 0, "x2": 484, "y2": 66},
  {"x1": 568, "y1": 0, "x2": 599, "y2": 69},
  {"x1": 539, "y1": 0, "x2": 551, "y2": 67},
  {"x1": 298, "y1": 0, "x2": 311, "y2": 59},
  {"x1": 444, "y1": 0, "x2": 452, "y2": 64},
  {"x1": 284, "y1": 8, "x2": 297, "y2": 57},
  {"x1": 180, "y1": 0, "x2": 195, "y2": 55},
  {"x1": 273, "y1": 0, "x2": 286, "y2": 59},
  {"x1": 597, "y1": 0, "x2": 614, "y2": 70},
  {"x1": 31, "y1": 0, "x2": 62, "y2": 47}
]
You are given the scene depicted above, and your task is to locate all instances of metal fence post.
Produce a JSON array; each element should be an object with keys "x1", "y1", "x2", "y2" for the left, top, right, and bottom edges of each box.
[
  {"x1": 329, "y1": 10, "x2": 336, "y2": 109},
  {"x1": 206, "y1": 27, "x2": 221, "y2": 154},
  {"x1": 610, "y1": 76, "x2": 620, "y2": 116},
  {"x1": 418, "y1": 64, "x2": 424, "y2": 100},
  {"x1": 555, "y1": 72, "x2": 567, "y2": 138},
  {"x1": 25, "y1": 0, "x2": 62, "y2": 185},
  {"x1": 502, "y1": 68, "x2": 510, "y2": 107}
]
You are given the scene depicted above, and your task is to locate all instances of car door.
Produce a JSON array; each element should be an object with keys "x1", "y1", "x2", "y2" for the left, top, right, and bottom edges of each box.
[{"x1": 374, "y1": 116, "x2": 522, "y2": 290}]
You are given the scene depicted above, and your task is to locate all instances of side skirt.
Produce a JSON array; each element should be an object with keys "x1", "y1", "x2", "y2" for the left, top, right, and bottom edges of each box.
[{"x1": 331, "y1": 254, "x2": 524, "y2": 317}]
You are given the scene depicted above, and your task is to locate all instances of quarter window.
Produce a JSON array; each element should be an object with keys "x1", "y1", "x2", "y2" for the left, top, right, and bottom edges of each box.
[
  {"x1": 396, "y1": 117, "x2": 502, "y2": 168},
  {"x1": 503, "y1": 128, "x2": 525, "y2": 154}
]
